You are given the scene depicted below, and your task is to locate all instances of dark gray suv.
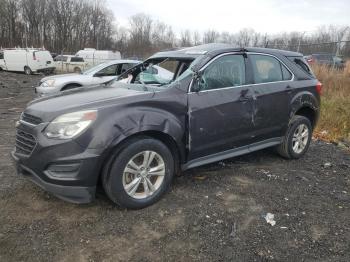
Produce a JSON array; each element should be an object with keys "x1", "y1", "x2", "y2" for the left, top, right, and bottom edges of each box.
[{"x1": 12, "y1": 44, "x2": 321, "y2": 209}]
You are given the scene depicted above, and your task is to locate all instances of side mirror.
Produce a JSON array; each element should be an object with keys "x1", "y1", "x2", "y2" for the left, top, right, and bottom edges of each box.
[{"x1": 191, "y1": 72, "x2": 203, "y2": 92}]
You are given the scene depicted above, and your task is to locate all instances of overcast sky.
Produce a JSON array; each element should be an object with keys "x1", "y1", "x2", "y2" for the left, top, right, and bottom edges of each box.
[{"x1": 106, "y1": 0, "x2": 350, "y2": 35}]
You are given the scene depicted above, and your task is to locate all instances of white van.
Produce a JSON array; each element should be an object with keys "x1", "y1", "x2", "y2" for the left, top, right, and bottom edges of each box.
[
  {"x1": 75, "y1": 48, "x2": 121, "y2": 66},
  {"x1": 0, "y1": 49, "x2": 54, "y2": 75}
]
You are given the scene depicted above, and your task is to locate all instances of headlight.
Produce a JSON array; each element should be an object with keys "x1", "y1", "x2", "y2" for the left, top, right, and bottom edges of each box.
[
  {"x1": 44, "y1": 110, "x2": 97, "y2": 139},
  {"x1": 41, "y1": 79, "x2": 55, "y2": 87}
]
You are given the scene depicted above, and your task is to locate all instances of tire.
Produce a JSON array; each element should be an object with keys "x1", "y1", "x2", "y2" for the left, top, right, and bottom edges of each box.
[
  {"x1": 276, "y1": 115, "x2": 312, "y2": 159},
  {"x1": 24, "y1": 66, "x2": 32, "y2": 75},
  {"x1": 102, "y1": 137, "x2": 175, "y2": 209},
  {"x1": 74, "y1": 67, "x2": 82, "y2": 73},
  {"x1": 61, "y1": 84, "x2": 81, "y2": 91}
]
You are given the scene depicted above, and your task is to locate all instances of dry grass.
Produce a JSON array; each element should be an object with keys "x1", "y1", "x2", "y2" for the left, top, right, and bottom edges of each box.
[{"x1": 312, "y1": 64, "x2": 350, "y2": 143}]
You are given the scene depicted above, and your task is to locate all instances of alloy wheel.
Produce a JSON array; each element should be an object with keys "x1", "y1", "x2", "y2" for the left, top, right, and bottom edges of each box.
[
  {"x1": 292, "y1": 124, "x2": 309, "y2": 154},
  {"x1": 122, "y1": 151, "x2": 165, "y2": 199}
]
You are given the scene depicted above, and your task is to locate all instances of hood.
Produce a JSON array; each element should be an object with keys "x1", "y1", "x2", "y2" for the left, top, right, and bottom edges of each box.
[
  {"x1": 41, "y1": 73, "x2": 80, "y2": 82},
  {"x1": 41, "y1": 74, "x2": 91, "y2": 83},
  {"x1": 26, "y1": 83, "x2": 151, "y2": 121}
]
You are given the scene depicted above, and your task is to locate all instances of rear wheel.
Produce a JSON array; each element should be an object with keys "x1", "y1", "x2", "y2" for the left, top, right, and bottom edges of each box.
[
  {"x1": 24, "y1": 66, "x2": 32, "y2": 75},
  {"x1": 102, "y1": 137, "x2": 175, "y2": 209},
  {"x1": 276, "y1": 115, "x2": 312, "y2": 159},
  {"x1": 74, "y1": 67, "x2": 82, "y2": 73}
]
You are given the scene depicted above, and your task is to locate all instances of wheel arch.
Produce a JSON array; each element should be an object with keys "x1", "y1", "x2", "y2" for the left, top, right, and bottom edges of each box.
[
  {"x1": 61, "y1": 82, "x2": 83, "y2": 91},
  {"x1": 97, "y1": 130, "x2": 184, "y2": 186},
  {"x1": 290, "y1": 91, "x2": 320, "y2": 129},
  {"x1": 294, "y1": 106, "x2": 317, "y2": 128}
]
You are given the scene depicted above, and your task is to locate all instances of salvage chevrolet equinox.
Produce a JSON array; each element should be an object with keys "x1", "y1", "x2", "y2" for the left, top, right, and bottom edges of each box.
[{"x1": 12, "y1": 44, "x2": 321, "y2": 209}]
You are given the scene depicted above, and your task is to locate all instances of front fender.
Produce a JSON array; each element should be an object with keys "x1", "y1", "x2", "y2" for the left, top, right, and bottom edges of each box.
[{"x1": 83, "y1": 105, "x2": 186, "y2": 154}]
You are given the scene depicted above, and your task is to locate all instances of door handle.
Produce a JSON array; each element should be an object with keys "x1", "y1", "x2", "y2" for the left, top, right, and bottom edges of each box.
[
  {"x1": 239, "y1": 95, "x2": 252, "y2": 102},
  {"x1": 239, "y1": 89, "x2": 253, "y2": 102}
]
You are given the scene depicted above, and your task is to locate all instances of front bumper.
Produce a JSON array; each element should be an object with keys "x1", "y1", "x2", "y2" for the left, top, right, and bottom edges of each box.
[
  {"x1": 12, "y1": 122, "x2": 103, "y2": 204},
  {"x1": 35, "y1": 85, "x2": 61, "y2": 95},
  {"x1": 12, "y1": 152, "x2": 95, "y2": 203}
]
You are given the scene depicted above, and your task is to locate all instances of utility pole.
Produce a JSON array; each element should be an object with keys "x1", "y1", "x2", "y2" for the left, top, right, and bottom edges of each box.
[{"x1": 297, "y1": 31, "x2": 306, "y2": 53}]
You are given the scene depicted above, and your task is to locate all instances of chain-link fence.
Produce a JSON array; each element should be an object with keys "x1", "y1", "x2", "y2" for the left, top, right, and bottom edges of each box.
[{"x1": 267, "y1": 40, "x2": 350, "y2": 58}]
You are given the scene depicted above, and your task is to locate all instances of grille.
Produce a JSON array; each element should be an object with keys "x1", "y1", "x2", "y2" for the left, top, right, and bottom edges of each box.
[
  {"x1": 15, "y1": 129, "x2": 37, "y2": 156},
  {"x1": 21, "y1": 113, "x2": 42, "y2": 125}
]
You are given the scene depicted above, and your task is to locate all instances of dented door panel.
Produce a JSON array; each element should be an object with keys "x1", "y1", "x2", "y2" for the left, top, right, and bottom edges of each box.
[{"x1": 188, "y1": 86, "x2": 255, "y2": 160}]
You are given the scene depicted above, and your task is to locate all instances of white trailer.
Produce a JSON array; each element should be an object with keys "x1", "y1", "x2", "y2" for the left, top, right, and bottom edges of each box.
[
  {"x1": 75, "y1": 48, "x2": 121, "y2": 66},
  {"x1": 0, "y1": 48, "x2": 54, "y2": 75}
]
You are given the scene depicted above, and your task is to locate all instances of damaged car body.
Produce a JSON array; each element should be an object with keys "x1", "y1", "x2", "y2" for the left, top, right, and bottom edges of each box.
[{"x1": 12, "y1": 44, "x2": 321, "y2": 208}]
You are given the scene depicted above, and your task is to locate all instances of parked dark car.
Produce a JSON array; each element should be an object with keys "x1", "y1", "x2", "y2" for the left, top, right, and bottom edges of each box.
[
  {"x1": 12, "y1": 44, "x2": 321, "y2": 209},
  {"x1": 305, "y1": 53, "x2": 345, "y2": 69}
]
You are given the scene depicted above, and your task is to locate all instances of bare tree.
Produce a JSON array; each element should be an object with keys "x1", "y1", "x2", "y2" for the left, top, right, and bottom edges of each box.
[{"x1": 203, "y1": 30, "x2": 219, "y2": 43}]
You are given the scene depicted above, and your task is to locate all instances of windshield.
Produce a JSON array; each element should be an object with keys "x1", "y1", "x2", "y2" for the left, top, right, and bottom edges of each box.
[{"x1": 113, "y1": 57, "x2": 195, "y2": 89}]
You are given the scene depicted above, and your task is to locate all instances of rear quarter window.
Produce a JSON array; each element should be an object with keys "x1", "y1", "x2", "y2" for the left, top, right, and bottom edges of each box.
[{"x1": 287, "y1": 56, "x2": 315, "y2": 78}]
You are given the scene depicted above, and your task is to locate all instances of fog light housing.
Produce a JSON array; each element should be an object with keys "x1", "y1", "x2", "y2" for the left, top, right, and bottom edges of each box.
[{"x1": 45, "y1": 162, "x2": 81, "y2": 179}]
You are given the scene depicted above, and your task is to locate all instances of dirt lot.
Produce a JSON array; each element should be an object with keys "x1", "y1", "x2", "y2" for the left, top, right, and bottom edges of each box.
[{"x1": 0, "y1": 71, "x2": 349, "y2": 262}]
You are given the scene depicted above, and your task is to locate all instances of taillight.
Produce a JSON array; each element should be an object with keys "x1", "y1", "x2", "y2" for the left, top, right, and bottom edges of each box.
[
  {"x1": 316, "y1": 81, "x2": 322, "y2": 95},
  {"x1": 33, "y1": 52, "x2": 36, "y2": 60}
]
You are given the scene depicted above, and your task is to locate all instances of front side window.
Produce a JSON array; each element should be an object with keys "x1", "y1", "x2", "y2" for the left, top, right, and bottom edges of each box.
[
  {"x1": 196, "y1": 54, "x2": 246, "y2": 91},
  {"x1": 120, "y1": 63, "x2": 135, "y2": 74}
]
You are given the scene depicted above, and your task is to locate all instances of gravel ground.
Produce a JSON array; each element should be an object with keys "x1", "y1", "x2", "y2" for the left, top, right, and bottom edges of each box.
[{"x1": 0, "y1": 71, "x2": 349, "y2": 262}]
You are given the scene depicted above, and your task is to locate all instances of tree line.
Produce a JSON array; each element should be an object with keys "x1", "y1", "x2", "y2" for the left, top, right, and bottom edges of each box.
[
  {"x1": 1, "y1": 0, "x2": 350, "y2": 58},
  {"x1": 0, "y1": 0, "x2": 114, "y2": 53}
]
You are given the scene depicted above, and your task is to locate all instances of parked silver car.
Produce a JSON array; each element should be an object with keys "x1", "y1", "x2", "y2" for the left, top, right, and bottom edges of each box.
[{"x1": 36, "y1": 59, "x2": 141, "y2": 95}]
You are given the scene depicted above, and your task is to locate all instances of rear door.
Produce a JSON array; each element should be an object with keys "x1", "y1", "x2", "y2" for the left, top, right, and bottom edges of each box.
[
  {"x1": 33, "y1": 51, "x2": 53, "y2": 70},
  {"x1": 247, "y1": 53, "x2": 293, "y2": 141},
  {"x1": 188, "y1": 53, "x2": 255, "y2": 160}
]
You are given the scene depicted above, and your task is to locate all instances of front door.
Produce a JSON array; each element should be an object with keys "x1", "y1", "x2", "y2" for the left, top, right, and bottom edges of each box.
[
  {"x1": 92, "y1": 64, "x2": 120, "y2": 85},
  {"x1": 188, "y1": 54, "x2": 255, "y2": 160}
]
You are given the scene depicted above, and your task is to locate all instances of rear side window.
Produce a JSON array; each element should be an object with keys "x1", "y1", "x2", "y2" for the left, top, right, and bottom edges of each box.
[
  {"x1": 250, "y1": 55, "x2": 292, "y2": 83},
  {"x1": 70, "y1": 57, "x2": 84, "y2": 62},
  {"x1": 287, "y1": 56, "x2": 315, "y2": 78},
  {"x1": 54, "y1": 55, "x2": 68, "y2": 62},
  {"x1": 282, "y1": 65, "x2": 292, "y2": 80},
  {"x1": 0, "y1": 52, "x2": 3, "y2": 59}
]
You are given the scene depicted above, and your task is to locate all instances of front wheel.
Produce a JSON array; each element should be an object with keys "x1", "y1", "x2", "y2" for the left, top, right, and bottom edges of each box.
[
  {"x1": 102, "y1": 137, "x2": 175, "y2": 209},
  {"x1": 24, "y1": 66, "x2": 32, "y2": 75},
  {"x1": 276, "y1": 115, "x2": 312, "y2": 159}
]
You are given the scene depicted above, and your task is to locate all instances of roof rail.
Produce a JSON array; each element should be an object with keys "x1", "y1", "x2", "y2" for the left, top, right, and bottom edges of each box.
[{"x1": 1, "y1": 47, "x2": 46, "y2": 51}]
